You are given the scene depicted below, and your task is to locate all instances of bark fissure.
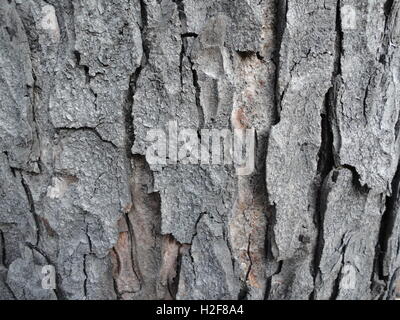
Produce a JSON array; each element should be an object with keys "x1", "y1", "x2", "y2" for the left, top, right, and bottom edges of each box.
[
  {"x1": 189, "y1": 59, "x2": 205, "y2": 129},
  {"x1": 173, "y1": 0, "x2": 204, "y2": 129},
  {"x1": 82, "y1": 253, "x2": 88, "y2": 298},
  {"x1": 124, "y1": 73, "x2": 137, "y2": 158},
  {"x1": 335, "y1": 0, "x2": 343, "y2": 75},
  {"x1": 3, "y1": 151, "x2": 16, "y2": 177},
  {"x1": 0, "y1": 229, "x2": 6, "y2": 268},
  {"x1": 273, "y1": 0, "x2": 288, "y2": 124},
  {"x1": 55, "y1": 127, "x2": 118, "y2": 149},
  {"x1": 379, "y1": 1, "x2": 398, "y2": 67},
  {"x1": 124, "y1": 214, "x2": 143, "y2": 291},
  {"x1": 377, "y1": 160, "x2": 400, "y2": 282},
  {"x1": 311, "y1": 87, "x2": 336, "y2": 298},
  {"x1": 362, "y1": 75, "x2": 373, "y2": 124},
  {"x1": 20, "y1": 175, "x2": 40, "y2": 247}
]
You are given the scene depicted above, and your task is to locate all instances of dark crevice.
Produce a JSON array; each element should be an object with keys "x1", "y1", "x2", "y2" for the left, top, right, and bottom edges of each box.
[
  {"x1": 29, "y1": 71, "x2": 42, "y2": 173},
  {"x1": 124, "y1": 214, "x2": 143, "y2": 291},
  {"x1": 237, "y1": 50, "x2": 254, "y2": 60},
  {"x1": 172, "y1": 0, "x2": 204, "y2": 129},
  {"x1": 179, "y1": 31, "x2": 198, "y2": 88},
  {"x1": 5, "y1": 26, "x2": 16, "y2": 42},
  {"x1": 388, "y1": 267, "x2": 400, "y2": 299},
  {"x1": 376, "y1": 160, "x2": 400, "y2": 283},
  {"x1": 395, "y1": 110, "x2": 400, "y2": 141},
  {"x1": 139, "y1": 0, "x2": 148, "y2": 30},
  {"x1": 265, "y1": 206, "x2": 279, "y2": 264},
  {"x1": 3, "y1": 151, "x2": 16, "y2": 177},
  {"x1": 317, "y1": 89, "x2": 336, "y2": 181},
  {"x1": 73, "y1": 50, "x2": 91, "y2": 82},
  {"x1": 311, "y1": 87, "x2": 336, "y2": 299},
  {"x1": 122, "y1": 0, "x2": 149, "y2": 159},
  {"x1": 189, "y1": 61, "x2": 205, "y2": 129},
  {"x1": 380, "y1": 0, "x2": 397, "y2": 66},
  {"x1": 331, "y1": 1, "x2": 369, "y2": 193},
  {"x1": 238, "y1": 282, "x2": 249, "y2": 300},
  {"x1": 20, "y1": 175, "x2": 40, "y2": 247},
  {"x1": 82, "y1": 218, "x2": 94, "y2": 299},
  {"x1": 236, "y1": 50, "x2": 265, "y2": 61},
  {"x1": 256, "y1": 52, "x2": 265, "y2": 61},
  {"x1": 190, "y1": 213, "x2": 206, "y2": 246},
  {"x1": 124, "y1": 72, "x2": 138, "y2": 158},
  {"x1": 186, "y1": 213, "x2": 207, "y2": 284},
  {"x1": 25, "y1": 242, "x2": 52, "y2": 270},
  {"x1": 181, "y1": 32, "x2": 198, "y2": 38},
  {"x1": 4, "y1": 281, "x2": 17, "y2": 300},
  {"x1": 179, "y1": 38, "x2": 185, "y2": 87},
  {"x1": 311, "y1": 1, "x2": 345, "y2": 298},
  {"x1": 168, "y1": 243, "x2": 182, "y2": 300},
  {"x1": 73, "y1": 50, "x2": 81, "y2": 66},
  {"x1": 341, "y1": 164, "x2": 369, "y2": 192},
  {"x1": 112, "y1": 248, "x2": 122, "y2": 300},
  {"x1": 335, "y1": 0, "x2": 343, "y2": 76},
  {"x1": 264, "y1": 260, "x2": 283, "y2": 300},
  {"x1": 139, "y1": 0, "x2": 150, "y2": 62},
  {"x1": 272, "y1": 0, "x2": 288, "y2": 124},
  {"x1": 246, "y1": 238, "x2": 253, "y2": 289},
  {"x1": 384, "y1": 0, "x2": 395, "y2": 17},
  {"x1": 362, "y1": 75, "x2": 373, "y2": 124},
  {"x1": 277, "y1": 50, "x2": 311, "y2": 108},
  {"x1": 172, "y1": 0, "x2": 188, "y2": 33},
  {"x1": 0, "y1": 229, "x2": 6, "y2": 267},
  {"x1": 83, "y1": 254, "x2": 88, "y2": 298},
  {"x1": 384, "y1": 0, "x2": 395, "y2": 37},
  {"x1": 85, "y1": 222, "x2": 93, "y2": 253},
  {"x1": 55, "y1": 127, "x2": 118, "y2": 149},
  {"x1": 73, "y1": 50, "x2": 99, "y2": 113}
]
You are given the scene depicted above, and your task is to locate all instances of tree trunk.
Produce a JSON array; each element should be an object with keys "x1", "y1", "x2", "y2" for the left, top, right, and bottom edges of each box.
[{"x1": 0, "y1": 0, "x2": 399, "y2": 300}]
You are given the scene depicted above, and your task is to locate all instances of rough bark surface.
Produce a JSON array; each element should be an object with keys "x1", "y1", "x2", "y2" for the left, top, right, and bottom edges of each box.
[{"x1": 0, "y1": 0, "x2": 399, "y2": 300}]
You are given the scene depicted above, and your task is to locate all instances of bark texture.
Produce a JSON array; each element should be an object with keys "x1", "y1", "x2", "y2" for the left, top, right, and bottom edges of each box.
[{"x1": 0, "y1": 0, "x2": 399, "y2": 300}]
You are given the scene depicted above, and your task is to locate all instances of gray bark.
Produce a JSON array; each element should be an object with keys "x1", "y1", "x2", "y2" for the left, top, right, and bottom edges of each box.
[{"x1": 0, "y1": 0, "x2": 399, "y2": 300}]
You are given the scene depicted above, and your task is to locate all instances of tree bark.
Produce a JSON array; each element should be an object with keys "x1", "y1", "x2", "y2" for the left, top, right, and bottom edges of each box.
[{"x1": 0, "y1": 0, "x2": 399, "y2": 300}]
